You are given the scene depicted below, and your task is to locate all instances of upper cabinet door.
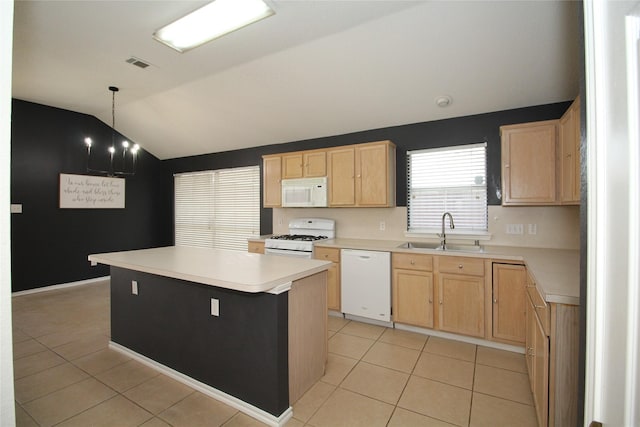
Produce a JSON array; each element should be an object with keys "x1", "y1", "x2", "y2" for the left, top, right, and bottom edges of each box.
[
  {"x1": 282, "y1": 153, "x2": 304, "y2": 179},
  {"x1": 355, "y1": 142, "x2": 395, "y2": 207},
  {"x1": 559, "y1": 97, "x2": 581, "y2": 205},
  {"x1": 262, "y1": 155, "x2": 282, "y2": 207},
  {"x1": 304, "y1": 151, "x2": 327, "y2": 177},
  {"x1": 282, "y1": 150, "x2": 326, "y2": 179},
  {"x1": 327, "y1": 147, "x2": 356, "y2": 206},
  {"x1": 501, "y1": 120, "x2": 558, "y2": 205}
]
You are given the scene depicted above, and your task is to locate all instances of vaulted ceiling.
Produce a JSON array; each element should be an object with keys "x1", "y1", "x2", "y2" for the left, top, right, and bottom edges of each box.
[{"x1": 12, "y1": 1, "x2": 580, "y2": 160}]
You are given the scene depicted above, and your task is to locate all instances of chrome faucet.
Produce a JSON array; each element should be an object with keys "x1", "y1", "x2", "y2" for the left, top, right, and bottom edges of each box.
[{"x1": 440, "y1": 212, "x2": 455, "y2": 249}]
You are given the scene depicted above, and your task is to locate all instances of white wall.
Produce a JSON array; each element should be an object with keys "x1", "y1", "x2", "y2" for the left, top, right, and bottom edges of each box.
[
  {"x1": 273, "y1": 205, "x2": 580, "y2": 250},
  {"x1": 584, "y1": 0, "x2": 640, "y2": 425},
  {"x1": 0, "y1": 1, "x2": 15, "y2": 425}
]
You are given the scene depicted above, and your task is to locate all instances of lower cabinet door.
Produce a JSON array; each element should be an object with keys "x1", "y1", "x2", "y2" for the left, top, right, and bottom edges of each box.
[
  {"x1": 492, "y1": 263, "x2": 527, "y2": 344},
  {"x1": 533, "y1": 311, "x2": 549, "y2": 427},
  {"x1": 437, "y1": 273, "x2": 485, "y2": 338},
  {"x1": 392, "y1": 269, "x2": 433, "y2": 328}
]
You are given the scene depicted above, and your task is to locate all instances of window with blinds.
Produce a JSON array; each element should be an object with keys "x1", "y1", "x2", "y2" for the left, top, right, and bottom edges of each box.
[
  {"x1": 407, "y1": 143, "x2": 488, "y2": 233},
  {"x1": 174, "y1": 166, "x2": 260, "y2": 251}
]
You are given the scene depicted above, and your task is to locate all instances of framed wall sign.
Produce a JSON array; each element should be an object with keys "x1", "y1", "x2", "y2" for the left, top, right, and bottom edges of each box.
[{"x1": 59, "y1": 173, "x2": 125, "y2": 209}]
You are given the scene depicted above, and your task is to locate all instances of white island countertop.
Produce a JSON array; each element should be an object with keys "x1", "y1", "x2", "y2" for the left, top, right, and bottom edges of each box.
[{"x1": 89, "y1": 246, "x2": 331, "y2": 294}]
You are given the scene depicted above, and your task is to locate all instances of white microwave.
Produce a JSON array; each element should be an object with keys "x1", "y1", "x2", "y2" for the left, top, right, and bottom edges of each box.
[{"x1": 281, "y1": 177, "x2": 328, "y2": 207}]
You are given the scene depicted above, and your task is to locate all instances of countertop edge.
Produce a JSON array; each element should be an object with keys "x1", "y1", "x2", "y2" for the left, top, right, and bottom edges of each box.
[
  {"x1": 88, "y1": 250, "x2": 331, "y2": 294},
  {"x1": 312, "y1": 238, "x2": 578, "y2": 304}
]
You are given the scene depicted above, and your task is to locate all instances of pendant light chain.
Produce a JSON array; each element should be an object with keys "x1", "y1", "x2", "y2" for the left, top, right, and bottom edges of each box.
[{"x1": 110, "y1": 86, "x2": 118, "y2": 152}]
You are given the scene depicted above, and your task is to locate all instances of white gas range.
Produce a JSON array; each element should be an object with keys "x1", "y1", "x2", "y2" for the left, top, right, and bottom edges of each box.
[{"x1": 264, "y1": 218, "x2": 335, "y2": 258}]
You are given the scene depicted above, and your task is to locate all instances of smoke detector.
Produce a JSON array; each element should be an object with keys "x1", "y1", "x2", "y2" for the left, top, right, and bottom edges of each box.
[{"x1": 435, "y1": 95, "x2": 452, "y2": 108}]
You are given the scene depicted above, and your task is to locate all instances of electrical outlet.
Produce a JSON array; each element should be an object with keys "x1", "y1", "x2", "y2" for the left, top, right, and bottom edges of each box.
[
  {"x1": 379, "y1": 221, "x2": 386, "y2": 231},
  {"x1": 211, "y1": 298, "x2": 219, "y2": 316},
  {"x1": 506, "y1": 224, "x2": 524, "y2": 235},
  {"x1": 528, "y1": 224, "x2": 537, "y2": 235},
  {"x1": 131, "y1": 280, "x2": 138, "y2": 295}
]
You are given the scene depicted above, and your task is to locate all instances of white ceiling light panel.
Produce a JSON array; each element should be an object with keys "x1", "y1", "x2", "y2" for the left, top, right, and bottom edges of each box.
[{"x1": 153, "y1": 0, "x2": 275, "y2": 53}]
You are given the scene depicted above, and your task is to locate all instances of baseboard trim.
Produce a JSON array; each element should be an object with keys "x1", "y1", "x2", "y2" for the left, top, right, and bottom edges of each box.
[
  {"x1": 394, "y1": 323, "x2": 525, "y2": 354},
  {"x1": 109, "y1": 341, "x2": 293, "y2": 427},
  {"x1": 12, "y1": 276, "x2": 110, "y2": 297}
]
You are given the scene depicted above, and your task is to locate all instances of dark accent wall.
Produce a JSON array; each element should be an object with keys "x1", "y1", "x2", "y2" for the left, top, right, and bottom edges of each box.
[
  {"x1": 110, "y1": 267, "x2": 289, "y2": 416},
  {"x1": 10, "y1": 99, "x2": 173, "y2": 292},
  {"x1": 165, "y1": 101, "x2": 573, "y2": 235}
]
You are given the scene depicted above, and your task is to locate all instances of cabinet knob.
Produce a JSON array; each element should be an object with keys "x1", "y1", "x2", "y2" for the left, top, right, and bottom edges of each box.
[
  {"x1": 410, "y1": 259, "x2": 415, "y2": 265},
  {"x1": 505, "y1": 164, "x2": 510, "y2": 168},
  {"x1": 324, "y1": 254, "x2": 329, "y2": 258},
  {"x1": 428, "y1": 298, "x2": 433, "y2": 303},
  {"x1": 439, "y1": 300, "x2": 443, "y2": 305},
  {"x1": 458, "y1": 264, "x2": 463, "y2": 269},
  {"x1": 493, "y1": 298, "x2": 498, "y2": 303}
]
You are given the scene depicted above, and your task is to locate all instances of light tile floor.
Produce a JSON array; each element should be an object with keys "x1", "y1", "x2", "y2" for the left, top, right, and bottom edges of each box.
[{"x1": 12, "y1": 281, "x2": 538, "y2": 426}]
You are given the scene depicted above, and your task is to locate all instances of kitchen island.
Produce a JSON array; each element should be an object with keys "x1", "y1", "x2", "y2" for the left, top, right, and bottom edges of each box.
[{"x1": 89, "y1": 246, "x2": 331, "y2": 427}]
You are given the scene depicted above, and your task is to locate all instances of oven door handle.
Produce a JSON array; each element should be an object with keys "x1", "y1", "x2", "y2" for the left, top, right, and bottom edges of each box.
[{"x1": 264, "y1": 248, "x2": 313, "y2": 258}]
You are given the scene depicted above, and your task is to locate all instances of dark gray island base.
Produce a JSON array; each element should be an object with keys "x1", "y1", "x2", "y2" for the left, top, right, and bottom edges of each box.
[{"x1": 90, "y1": 247, "x2": 330, "y2": 426}]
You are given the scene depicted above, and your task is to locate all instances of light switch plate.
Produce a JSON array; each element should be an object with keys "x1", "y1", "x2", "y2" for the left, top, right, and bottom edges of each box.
[{"x1": 131, "y1": 280, "x2": 138, "y2": 295}]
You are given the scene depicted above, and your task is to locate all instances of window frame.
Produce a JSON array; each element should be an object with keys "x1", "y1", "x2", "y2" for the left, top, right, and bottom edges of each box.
[
  {"x1": 406, "y1": 142, "x2": 489, "y2": 238},
  {"x1": 174, "y1": 165, "x2": 261, "y2": 251}
]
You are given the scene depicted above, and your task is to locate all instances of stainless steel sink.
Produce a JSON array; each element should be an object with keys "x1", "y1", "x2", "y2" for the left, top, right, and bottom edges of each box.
[
  {"x1": 396, "y1": 242, "x2": 441, "y2": 250},
  {"x1": 437, "y1": 244, "x2": 484, "y2": 253},
  {"x1": 397, "y1": 242, "x2": 484, "y2": 253}
]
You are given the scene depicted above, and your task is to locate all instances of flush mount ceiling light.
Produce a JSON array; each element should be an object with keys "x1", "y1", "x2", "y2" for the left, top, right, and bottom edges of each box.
[
  {"x1": 435, "y1": 95, "x2": 453, "y2": 108},
  {"x1": 153, "y1": 0, "x2": 275, "y2": 53}
]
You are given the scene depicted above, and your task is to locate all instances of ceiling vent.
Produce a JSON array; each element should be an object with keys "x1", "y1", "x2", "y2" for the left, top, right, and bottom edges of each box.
[{"x1": 125, "y1": 56, "x2": 150, "y2": 69}]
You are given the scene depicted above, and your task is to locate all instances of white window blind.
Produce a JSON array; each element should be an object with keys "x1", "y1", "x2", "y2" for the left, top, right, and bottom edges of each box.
[
  {"x1": 407, "y1": 143, "x2": 487, "y2": 233},
  {"x1": 174, "y1": 166, "x2": 260, "y2": 251}
]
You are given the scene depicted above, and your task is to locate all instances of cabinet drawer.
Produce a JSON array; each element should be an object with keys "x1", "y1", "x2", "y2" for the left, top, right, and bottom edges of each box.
[
  {"x1": 314, "y1": 247, "x2": 340, "y2": 263},
  {"x1": 527, "y1": 277, "x2": 550, "y2": 336},
  {"x1": 437, "y1": 256, "x2": 484, "y2": 276},
  {"x1": 392, "y1": 253, "x2": 433, "y2": 271}
]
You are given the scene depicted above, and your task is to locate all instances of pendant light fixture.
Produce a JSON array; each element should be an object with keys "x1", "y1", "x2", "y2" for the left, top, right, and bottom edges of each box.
[{"x1": 84, "y1": 86, "x2": 139, "y2": 176}]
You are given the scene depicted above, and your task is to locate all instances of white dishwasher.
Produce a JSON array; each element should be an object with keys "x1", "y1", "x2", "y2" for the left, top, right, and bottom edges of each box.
[{"x1": 341, "y1": 249, "x2": 391, "y2": 322}]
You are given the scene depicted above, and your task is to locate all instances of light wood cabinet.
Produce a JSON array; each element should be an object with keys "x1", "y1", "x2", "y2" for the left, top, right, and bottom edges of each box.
[
  {"x1": 282, "y1": 150, "x2": 326, "y2": 179},
  {"x1": 559, "y1": 96, "x2": 580, "y2": 204},
  {"x1": 247, "y1": 241, "x2": 265, "y2": 254},
  {"x1": 526, "y1": 291, "x2": 550, "y2": 427},
  {"x1": 327, "y1": 140, "x2": 396, "y2": 207},
  {"x1": 501, "y1": 97, "x2": 581, "y2": 206},
  {"x1": 435, "y1": 256, "x2": 485, "y2": 338},
  {"x1": 355, "y1": 141, "x2": 396, "y2": 207},
  {"x1": 525, "y1": 273, "x2": 579, "y2": 427},
  {"x1": 501, "y1": 120, "x2": 559, "y2": 205},
  {"x1": 392, "y1": 253, "x2": 434, "y2": 328},
  {"x1": 314, "y1": 247, "x2": 341, "y2": 311},
  {"x1": 492, "y1": 263, "x2": 527, "y2": 344},
  {"x1": 327, "y1": 147, "x2": 356, "y2": 206},
  {"x1": 262, "y1": 140, "x2": 394, "y2": 208},
  {"x1": 262, "y1": 155, "x2": 282, "y2": 207}
]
